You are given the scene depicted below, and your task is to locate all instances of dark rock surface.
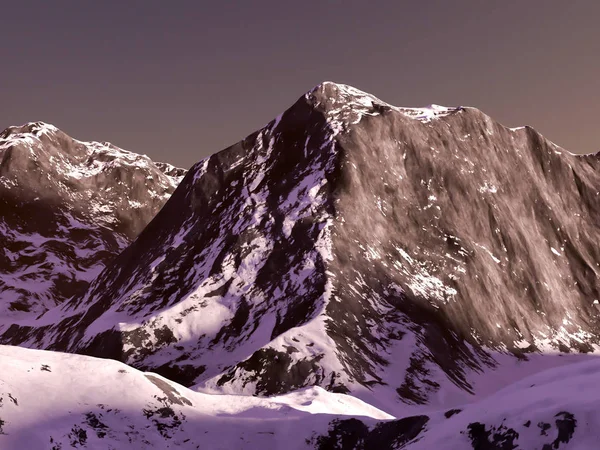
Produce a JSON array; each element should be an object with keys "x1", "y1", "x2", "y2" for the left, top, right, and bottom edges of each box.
[{"x1": 311, "y1": 415, "x2": 429, "y2": 450}]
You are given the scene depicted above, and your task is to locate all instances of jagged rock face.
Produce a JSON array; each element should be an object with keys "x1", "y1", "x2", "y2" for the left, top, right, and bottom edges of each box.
[
  {"x1": 0, "y1": 122, "x2": 184, "y2": 318},
  {"x1": 4, "y1": 84, "x2": 600, "y2": 411}
]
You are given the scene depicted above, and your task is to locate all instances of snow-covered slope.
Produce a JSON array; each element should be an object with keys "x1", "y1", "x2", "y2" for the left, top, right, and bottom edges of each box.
[
  {"x1": 4, "y1": 82, "x2": 600, "y2": 433},
  {"x1": 0, "y1": 344, "x2": 597, "y2": 449},
  {"x1": 0, "y1": 122, "x2": 185, "y2": 320},
  {"x1": 315, "y1": 354, "x2": 599, "y2": 450},
  {"x1": 0, "y1": 344, "x2": 393, "y2": 450}
]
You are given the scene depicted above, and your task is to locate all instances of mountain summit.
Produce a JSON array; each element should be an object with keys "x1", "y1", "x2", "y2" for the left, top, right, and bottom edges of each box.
[
  {"x1": 3, "y1": 83, "x2": 600, "y2": 448},
  {"x1": 0, "y1": 122, "x2": 185, "y2": 318}
]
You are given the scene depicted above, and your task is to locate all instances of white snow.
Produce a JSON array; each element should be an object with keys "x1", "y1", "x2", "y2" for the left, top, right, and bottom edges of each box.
[
  {"x1": 0, "y1": 345, "x2": 392, "y2": 450},
  {"x1": 3, "y1": 344, "x2": 600, "y2": 449},
  {"x1": 478, "y1": 182, "x2": 498, "y2": 194},
  {"x1": 392, "y1": 246, "x2": 458, "y2": 303},
  {"x1": 475, "y1": 243, "x2": 502, "y2": 264},
  {"x1": 407, "y1": 355, "x2": 600, "y2": 449},
  {"x1": 398, "y1": 104, "x2": 457, "y2": 123}
]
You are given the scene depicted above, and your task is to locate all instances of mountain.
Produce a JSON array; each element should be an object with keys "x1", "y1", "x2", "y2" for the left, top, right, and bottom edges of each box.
[
  {"x1": 0, "y1": 122, "x2": 185, "y2": 320},
  {"x1": 3, "y1": 83, "x2": 600, "y2": 448}
]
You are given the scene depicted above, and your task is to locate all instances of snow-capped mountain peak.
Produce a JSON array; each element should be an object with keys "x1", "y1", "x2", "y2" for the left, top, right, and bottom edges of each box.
[{"x1": 0, "y1": 122, "x2": 186, "y2": 320}]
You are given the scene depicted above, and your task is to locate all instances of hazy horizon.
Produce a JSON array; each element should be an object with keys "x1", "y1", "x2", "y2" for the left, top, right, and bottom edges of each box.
[{"x1": 2, "y1": 1, "x2": 599, "y2": 168}]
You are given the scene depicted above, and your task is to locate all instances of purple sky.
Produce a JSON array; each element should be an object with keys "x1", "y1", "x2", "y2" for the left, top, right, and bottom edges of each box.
[{"x1": 2, "y1": 1, "x2": 599, "y2": 168}]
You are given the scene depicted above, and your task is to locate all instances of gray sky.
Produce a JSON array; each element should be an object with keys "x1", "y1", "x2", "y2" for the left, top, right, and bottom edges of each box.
[{"x1": 2, "y1": 1, "x2": 598, "y2": 168}]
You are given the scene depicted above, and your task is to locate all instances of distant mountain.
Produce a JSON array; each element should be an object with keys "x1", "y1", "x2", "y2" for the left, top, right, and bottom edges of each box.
[
  {"x1": 3, "y1": 83, "x2": 600, "y2": 449},
  {"x1": 0, "y1": 122, "x2": 185, "y2": 320}
]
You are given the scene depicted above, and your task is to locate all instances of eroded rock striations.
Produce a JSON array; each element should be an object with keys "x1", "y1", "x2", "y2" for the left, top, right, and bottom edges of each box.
[
  {"x1": 4, "y1": 82, "x2": 600, "y2": 417},
  {"x1": 0, "y1": 122, "x2": 185, "y2": 319}
]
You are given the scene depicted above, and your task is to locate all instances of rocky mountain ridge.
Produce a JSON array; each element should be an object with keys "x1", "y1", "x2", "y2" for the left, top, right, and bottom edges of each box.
[{"x1": 0, "y1": 122, "x2": 185, "y2": 319}]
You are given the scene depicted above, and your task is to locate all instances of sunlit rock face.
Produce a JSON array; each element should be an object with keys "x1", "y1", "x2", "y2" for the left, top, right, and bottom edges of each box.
[
  {"x1": 0, "y1": 122, "x2": 185, "y2": 319},
  {"x1": 4, "y1": 82, "x2": 600, "y2": 415}
]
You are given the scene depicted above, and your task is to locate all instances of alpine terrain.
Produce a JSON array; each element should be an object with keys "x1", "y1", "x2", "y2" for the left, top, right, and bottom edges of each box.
[
  {"x1": 0, "y1": 122, "x2": 185, "y2": 320},
  {"x1": 2, "y1": 82, "x2": 600, "y2": 449}
]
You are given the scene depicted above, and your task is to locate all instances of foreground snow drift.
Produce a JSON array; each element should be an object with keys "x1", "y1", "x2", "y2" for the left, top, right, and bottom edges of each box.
[
  {"x1": 0, "y1": 345, "x2": 391, "y2": 449},
  {"x1": 1, "y1": 345, "x2": 599, "y2": 449}
]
